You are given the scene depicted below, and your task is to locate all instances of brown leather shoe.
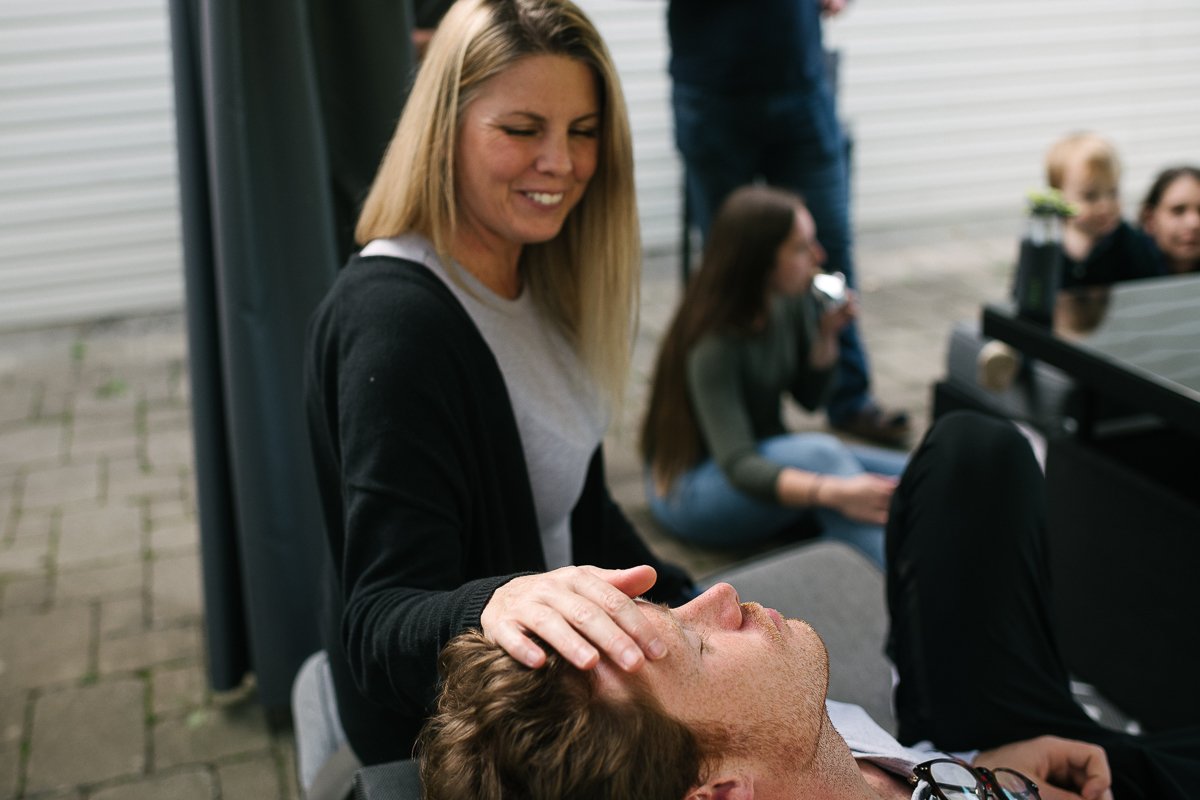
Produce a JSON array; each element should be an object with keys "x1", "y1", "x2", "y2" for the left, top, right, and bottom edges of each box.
[{"x1": 831, "y1": 405, "x2": 911, "y2": 448}]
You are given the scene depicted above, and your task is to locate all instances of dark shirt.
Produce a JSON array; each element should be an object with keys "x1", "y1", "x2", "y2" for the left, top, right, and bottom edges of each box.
[
  {"x1": 1061, "y1": 221, "x2": 1166, "y2": 288},
  {"x1": 667, "y1": 0, "x2": 826, "y2": 93}
]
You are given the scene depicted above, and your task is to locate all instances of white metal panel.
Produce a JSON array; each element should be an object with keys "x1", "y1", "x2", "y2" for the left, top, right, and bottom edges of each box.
[
  {"x1": 0, "y1": 0, "x2": 183, "y2": 330},
  {"x1": 825, "y1": 0, "x2": 1200, "y2": 233},
  {"x1": 583, "y1": 0, "x2": 1200, "y2": 248},
  {"x1": 4, "y1": 0, "x2": 1198, "y2": 329},
  {"x1": 577, "y1": 0, "x2": 681, "y2": 253}
]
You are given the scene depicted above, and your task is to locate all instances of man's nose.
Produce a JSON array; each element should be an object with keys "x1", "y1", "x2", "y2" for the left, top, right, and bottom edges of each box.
[{"x1": 681, "y1": 582, "x2": 743, "y2": 629}]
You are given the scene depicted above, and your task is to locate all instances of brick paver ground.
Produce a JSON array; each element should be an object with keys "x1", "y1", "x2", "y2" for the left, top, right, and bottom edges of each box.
[{"x1": 0, "y1": 227, "x2": 1013, "y2": 798}]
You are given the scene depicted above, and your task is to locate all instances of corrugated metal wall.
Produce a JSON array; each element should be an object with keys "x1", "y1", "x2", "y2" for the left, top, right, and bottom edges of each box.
[
  {"x1": 0, "y1": 0, "x2": 182, "y2": 330},
  {"x1": 587, "y1": 0, "x2": 1200, "y2": 247},
  {"x1": 825, "y1": 0, "x2": 1200, "y2": 233},
  {"x1": 3, "y1": 0, "x2": 1198, "y2": 328},
  {"x1": 577, "y1": 1, "x2": 680, "y2": 253}
]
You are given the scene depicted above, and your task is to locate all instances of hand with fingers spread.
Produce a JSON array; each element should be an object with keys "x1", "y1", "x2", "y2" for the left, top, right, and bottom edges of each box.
[
  {"x1": 976, "y1": 736, "x2": 1114, "y2": 800},
  {"x1": 480, "y1": 564, "x2": 668, "y2": 672}
]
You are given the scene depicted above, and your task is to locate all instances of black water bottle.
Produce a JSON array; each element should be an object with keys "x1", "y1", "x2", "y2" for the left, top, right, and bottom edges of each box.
[{"x1": 1013, "y1": 211, "x2": 1064, "y2": 327}]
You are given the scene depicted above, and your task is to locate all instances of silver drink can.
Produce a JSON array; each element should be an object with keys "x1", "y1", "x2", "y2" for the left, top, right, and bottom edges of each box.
[{"x1": 811, "y1": 271, "x2": 848, "y2": 309}]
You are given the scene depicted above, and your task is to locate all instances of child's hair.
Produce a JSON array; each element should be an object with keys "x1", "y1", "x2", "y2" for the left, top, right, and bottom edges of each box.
[
  {"x1": 1139, "y1": 165, "x2": 1200, "y2": 224},
  {"x1": 1045, "y1": 132, "x2": 1120, "y2": 190}
]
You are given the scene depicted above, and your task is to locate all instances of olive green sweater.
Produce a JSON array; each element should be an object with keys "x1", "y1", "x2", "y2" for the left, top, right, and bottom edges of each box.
[{"x1": 686, "y1": 292, "x2": 834, "y2": 500}]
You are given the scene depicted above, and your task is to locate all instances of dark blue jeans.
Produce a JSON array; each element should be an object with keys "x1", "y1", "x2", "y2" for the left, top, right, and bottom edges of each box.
[{"x1": 672, "y1": 81, "x2": 872, "y2": 423}]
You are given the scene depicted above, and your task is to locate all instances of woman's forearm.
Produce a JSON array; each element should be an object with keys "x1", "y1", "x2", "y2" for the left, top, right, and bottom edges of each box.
[{"x1": 776, "y1": 466, "x2": 834, "y2": 507}]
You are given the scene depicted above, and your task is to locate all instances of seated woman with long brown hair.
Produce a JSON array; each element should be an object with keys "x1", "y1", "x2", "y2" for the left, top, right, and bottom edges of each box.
[{"x1": 640, "y1": 185, "x2": 906, "y2": 565}]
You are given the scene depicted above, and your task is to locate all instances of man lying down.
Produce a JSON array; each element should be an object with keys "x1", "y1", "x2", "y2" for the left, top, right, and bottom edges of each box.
[{"x1": 417, "y1": 413, "x2": 1198, "y2": 800}]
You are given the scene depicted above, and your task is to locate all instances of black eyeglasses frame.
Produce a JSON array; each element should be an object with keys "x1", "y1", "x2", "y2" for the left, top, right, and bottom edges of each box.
[{"x1": 910, "y1": 757, "x2": 1041, "y2": 800}]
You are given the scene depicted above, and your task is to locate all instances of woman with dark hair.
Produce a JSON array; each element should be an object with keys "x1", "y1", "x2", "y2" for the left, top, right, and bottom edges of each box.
[
  {"x1": 640, "y1": 185, "x2": 906, "y2": 564},
  {"x1": 1140, "y1": 165, "x2": 1200, "y2": 275}
]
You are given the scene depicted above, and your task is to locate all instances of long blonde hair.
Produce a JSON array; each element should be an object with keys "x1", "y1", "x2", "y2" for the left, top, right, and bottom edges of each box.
[{"x1": 356, "y1": 0, "x2": 639, "y2": 406}]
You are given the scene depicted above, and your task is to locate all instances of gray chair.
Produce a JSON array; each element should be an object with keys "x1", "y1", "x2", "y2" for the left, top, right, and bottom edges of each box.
[{"x1": 292, "y1": 650, "x2": 359, "y2": 799}]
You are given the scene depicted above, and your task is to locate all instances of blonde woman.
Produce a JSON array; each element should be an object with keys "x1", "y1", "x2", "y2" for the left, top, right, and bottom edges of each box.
[{"x1": 305, "y1": 0, "x2": 693, "y2": 769}]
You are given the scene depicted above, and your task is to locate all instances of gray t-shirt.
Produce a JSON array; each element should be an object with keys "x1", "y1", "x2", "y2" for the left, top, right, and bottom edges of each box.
[{"x1": 360, "y1": 234, "x2": 606, "y2": 569}]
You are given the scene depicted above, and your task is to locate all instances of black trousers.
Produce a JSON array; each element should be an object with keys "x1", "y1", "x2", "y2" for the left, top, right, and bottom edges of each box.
[{"x1": 886, "y1": 412, "x2": 1200, "y2": 800}]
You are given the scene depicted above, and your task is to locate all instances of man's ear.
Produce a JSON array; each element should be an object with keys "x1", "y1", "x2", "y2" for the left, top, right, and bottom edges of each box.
[{"x1": 686, "y1": 773, "x2": 754, "y2": 800}]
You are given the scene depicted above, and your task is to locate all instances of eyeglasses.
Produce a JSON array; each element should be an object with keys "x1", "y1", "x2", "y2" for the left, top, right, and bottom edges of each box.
[{"x1": 912, "y1": 758, "x2": 1040, "y2": 800}]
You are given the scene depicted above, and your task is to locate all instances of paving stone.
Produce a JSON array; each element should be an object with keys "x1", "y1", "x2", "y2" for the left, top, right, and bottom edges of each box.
[
  {"x1": 70, "y1": 380, "x2": 139, "y2": 420},
  {"x1": 1, "y1": 574, "x2": 50, "y2": 610},
  {"x1": 0, "y1": 605, "x2": 91, "y2": 691},
  {"x1": 147, "y1": 495, "x2": 190, "y2": 527},
  {"x1": 65, "y1": 417, "x2": 139, "y2": 463},
  {"x1": 153, "y1": 664, "x2": 206, "y2": 717},
  {"x1": 55, "y1": 506, "x2": 142, "y2": 569},
  {"x1": 9, "y1": 508, "x2": 53, "y2": 542},
  {"x1": 0, "y1": 690, "x2": 25, "y2": 747},
  {"x1": 100, "y1": 624, "x2": 200, "y2": 675},
  {"x1": 0, "y1": 691, "x2": 32, "y2": 798},
  {"x1": 98, "y1": 595, "x2": 145, "y2": 638},
  {"x1": 145, "y1": 404, "x2": 190, "y2": 434},
  {"x1": 89, "y1": 767, "x2": 213, "y2": 800},
  {"x1": 55, "y1": 561, "x2": 143, "y2": 604},
  {"x1": 275, "y1": 731, "x2": 300, "y2": 800},
  {"x1": 150, "y1": 552, "x2": 202, "y2": 625},
  {"x1": 0, "y1": 425, "x2": 65, "y2": 471},
  {"x1": 144, "y1": 429, "x2": 194, "y2": 474},
  {"x1": 218, "y1": 756, "x2": 281, "y2": 800},
  {"x1": 0, "y1": 739, "x2": 18, "y2": 800},
  {"x1": 21, "y1": 463, "x2": 100, "y2": 510},
  {"x1": 154, "y1": 702, "x2": 269, "y2": 769},
  {"x1": 149, "y1": 515, "x2": 197, "y2": 555},
  {"x1": 25, "y1": 679, "x2": 145, "y2": 792},
  {"x1": 0, "y1": 383, "x2": 35, "y2": 425},
  {"x1": 0, "y1": 535, "x2": 51, "y2": 577},
  {"x1": 106, "y1": 458, "x2": 185, "y2": 501}
]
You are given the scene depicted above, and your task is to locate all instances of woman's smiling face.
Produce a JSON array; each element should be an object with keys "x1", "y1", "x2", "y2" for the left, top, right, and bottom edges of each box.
[{"x1": 452, "y1": 54, "x2": 600, "y2": 268}]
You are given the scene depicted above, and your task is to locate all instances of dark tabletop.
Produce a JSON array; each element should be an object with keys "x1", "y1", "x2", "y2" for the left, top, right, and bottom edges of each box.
[{"x1": 982, "y1": 273, "x2": 1200, "y2": 438}]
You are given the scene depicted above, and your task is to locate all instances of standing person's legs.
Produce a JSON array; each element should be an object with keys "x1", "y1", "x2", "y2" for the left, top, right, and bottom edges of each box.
[
  {"x1": 761, "y1": 84, "x2": 874, "y2": 426},
  {"x1": 671, "y1": 84, "x2": 763, "y2": 238}
]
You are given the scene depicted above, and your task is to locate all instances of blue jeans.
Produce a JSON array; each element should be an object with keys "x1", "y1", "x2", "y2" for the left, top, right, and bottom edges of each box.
[
  {"x1": 673, "y1": 81, "x2": 872, "y2": 423},
  {"x1": 646, "y1": 432, "x2": 908, "y2": 566}
]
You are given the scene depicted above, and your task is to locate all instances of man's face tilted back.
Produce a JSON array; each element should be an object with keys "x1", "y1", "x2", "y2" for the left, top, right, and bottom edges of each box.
[
  {"x1": 419, "y1": 582, "x2": 885, "y2": 799},
  {"x1": 595, "y1": 583, "x2": 836, "y2": 789}
]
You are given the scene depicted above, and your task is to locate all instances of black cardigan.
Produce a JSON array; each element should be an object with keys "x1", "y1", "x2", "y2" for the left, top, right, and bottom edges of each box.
[{"x1": 304, "y1": 255, "x2": 693, "y2": 763}]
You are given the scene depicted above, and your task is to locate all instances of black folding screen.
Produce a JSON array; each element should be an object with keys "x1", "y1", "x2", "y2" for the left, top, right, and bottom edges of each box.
[{"x1": 166, "y1": 0, "x2": 422, "y2": 708}]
